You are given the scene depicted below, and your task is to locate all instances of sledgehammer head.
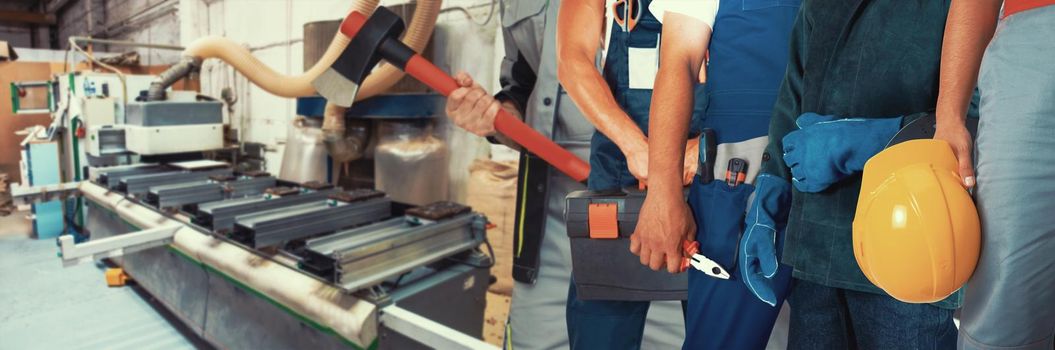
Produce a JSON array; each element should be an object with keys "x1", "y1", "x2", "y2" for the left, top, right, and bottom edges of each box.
[{"x1": 312, "y1": 8, "x2": 406, "y2": 107}]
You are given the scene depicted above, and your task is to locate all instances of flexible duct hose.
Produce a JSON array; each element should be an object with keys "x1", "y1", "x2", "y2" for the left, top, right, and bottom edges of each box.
[
  {"x1": 147, "y1": 56, "x2": 201, "y2": 100},
  {"x1": 147, "y1": 0, "x2": 441, "y2": 162},
  {"x1": 324, "y1": 0, "x2": 441, "y2": 161},
  {"x1": 148, "y1": 0, "x2": 376, "y2": 99},
  {"x1": 149, "y1": 0, "x2": 438, "y2": 100}
]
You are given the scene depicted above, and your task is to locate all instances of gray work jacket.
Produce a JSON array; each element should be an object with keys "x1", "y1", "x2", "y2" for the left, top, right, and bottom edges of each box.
[{"x1": 497, "y1": 0, "x2": 593, "y2": 160}]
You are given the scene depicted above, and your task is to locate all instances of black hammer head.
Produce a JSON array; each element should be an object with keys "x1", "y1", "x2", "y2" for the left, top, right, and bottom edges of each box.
[{"x1": 313, "y1": 7, "x2": 406, "y2": 107}]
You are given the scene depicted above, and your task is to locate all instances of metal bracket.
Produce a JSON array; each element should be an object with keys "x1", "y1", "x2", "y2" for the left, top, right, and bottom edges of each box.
[
  {"x1": 10, "y1": 181, "x2": 83, "y2": 206},
  {"x1": 379, "y1": 305, "x2": 499, "y2": 350},
  {"x1": 57, "y1": 225, "x2": 181, "y2": 267}
]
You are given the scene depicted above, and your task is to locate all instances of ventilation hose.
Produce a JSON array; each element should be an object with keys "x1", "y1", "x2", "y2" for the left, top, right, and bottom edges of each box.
[
  {"x1": 146, "y1": 56, "x2": 201, "y2": 101},
  {"x1": 148, "y1": 0, "x2": 439, "y2": 100}
]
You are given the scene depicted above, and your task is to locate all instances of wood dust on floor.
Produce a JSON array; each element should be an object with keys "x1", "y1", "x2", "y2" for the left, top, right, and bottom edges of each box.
[{"x1": 483, "y1": 291, "x2": 511, "y2": 346}]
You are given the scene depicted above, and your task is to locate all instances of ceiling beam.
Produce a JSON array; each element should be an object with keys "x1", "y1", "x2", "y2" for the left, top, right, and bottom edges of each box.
[
  {"x1": 0, "y1": 10, "x2": 57, "y2": 25},
  {"x1": 45, "y1": 0, "x2": 75, "y2": 13}
]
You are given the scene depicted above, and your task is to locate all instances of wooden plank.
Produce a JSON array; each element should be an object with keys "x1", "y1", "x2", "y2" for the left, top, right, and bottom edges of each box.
[
  {"x1": 0, "y1": 10, "x2": 57, "y2": 25},
  {"x1": 0, "y1": 62, "x2": 54, "y2": 185}
]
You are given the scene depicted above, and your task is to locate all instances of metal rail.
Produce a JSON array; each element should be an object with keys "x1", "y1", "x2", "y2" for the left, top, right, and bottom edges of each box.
[
  {"x1": 9, "y1": 181, "x2": 83, "y2": 206},
  {"x1": 380, "y1": 305, "x2": 499, "y2": 350},
  {"x1": 304, "y1": 214, "x2": 485, "y2": 292},
  {"x1": 95, "y1": 165, "x2": 167, "y2": 189},
  {"x1": 118, "y1": 169, "x2": 232, "y2": 196},
  {"x1": 69, "y1": 36, "x2": 186, "y2": 51},
  {"x1": 231, "y1": 197, "x2": 391, "y2": 248},
  {"x1": 194, "y1": 189, "x2": 340, "y2": 232},
  {"x1": 146, "y1": 176, "x2": 275, "y2": 209},
  {"x1": 57, "y1": 226, "x2": 181, "y2": 267}
]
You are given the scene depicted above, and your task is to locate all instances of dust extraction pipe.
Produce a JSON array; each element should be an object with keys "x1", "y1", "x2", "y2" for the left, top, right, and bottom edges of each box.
[{"x1": 147, "y1": 0, "x2": 440, "y2": 101}]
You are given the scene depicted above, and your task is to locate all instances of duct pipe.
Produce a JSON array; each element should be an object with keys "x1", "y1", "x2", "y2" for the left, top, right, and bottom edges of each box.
[
  {"x1": 147, "y1": 0, "x2": 441, "y2": 101},
  {"x1": 147, "y1": 56, "x2": 201, "y2": 101},
  {"x1": 145, "y1": 0, "x2": 374, "y2": 100}
]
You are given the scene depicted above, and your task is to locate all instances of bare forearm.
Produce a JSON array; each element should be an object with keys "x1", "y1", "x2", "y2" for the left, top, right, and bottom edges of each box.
[
  {"x1": 560, "y1": 56, "x2": 646, "y2": 152},
  {"x1": 556, "y1": 0, "x2": 646, "y2": 154},
  {"x1": 648, "y1": 13, "x2": 710, "y2": 195},
  {"x1": 649, "y1": 60, "x2": 696, "y2": 195},
  {"x1": 936, "y1": 0, "x2": 1001, "y2": 124}
]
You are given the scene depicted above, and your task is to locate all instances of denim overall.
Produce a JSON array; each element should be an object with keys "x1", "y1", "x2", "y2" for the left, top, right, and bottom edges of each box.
[
  {"x1": 566, "y1": 0, "x2": 705, "y2": 347},
  {"x1": 682, "y1": 0, "x2": 800, "y2": 349}
]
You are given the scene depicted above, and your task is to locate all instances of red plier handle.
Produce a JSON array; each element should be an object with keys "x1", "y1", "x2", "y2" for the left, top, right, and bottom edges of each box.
[{"x1": 680, "y1": 240, "x2": 699, "y2": 273}]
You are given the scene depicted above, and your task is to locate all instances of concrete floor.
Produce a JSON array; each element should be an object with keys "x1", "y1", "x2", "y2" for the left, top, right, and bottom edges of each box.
[{"x1": 0, "y1": 211, "x2": 204, "y2": 350}]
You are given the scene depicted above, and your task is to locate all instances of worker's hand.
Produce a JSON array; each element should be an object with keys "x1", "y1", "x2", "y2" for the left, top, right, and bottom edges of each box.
[
  {"x1": 683, "y1": 138, "x2": 700, "y2": 186},
  {"x1": 933, "y1": 120, "x2": 976, "y2": 188},
  {"x1": 631, "y1": 189, "x2": 696, "y2": 273},
  {"x1": 445, "y1": 72, "x2": 499, "y2": 137}
]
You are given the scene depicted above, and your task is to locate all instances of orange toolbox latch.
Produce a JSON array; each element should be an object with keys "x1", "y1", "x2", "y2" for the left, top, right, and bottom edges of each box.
[{"x1": 587, "y1": 203, "x2": 619, "y2": 239}]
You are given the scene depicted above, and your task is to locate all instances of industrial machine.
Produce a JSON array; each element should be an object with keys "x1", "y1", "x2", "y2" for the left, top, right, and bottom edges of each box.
[
  {"x1": 12, "y1": 71, "x2": 498, "y2": 349},
  {"x1": 10, "y1": 4, "x2": 504, "y2": 349},
  {"x1": 15, "y1": 162, "x2": 495, "y2": 350}
]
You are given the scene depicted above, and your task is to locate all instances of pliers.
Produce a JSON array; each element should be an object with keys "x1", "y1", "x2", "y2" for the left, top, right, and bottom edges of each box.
[{"x1": 680, "y1": 240, "x2": 731, "y2": 279}]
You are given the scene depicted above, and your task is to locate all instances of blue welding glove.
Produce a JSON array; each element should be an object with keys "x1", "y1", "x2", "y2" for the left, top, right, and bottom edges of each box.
[
  {"x1": 739, "y1": 174, "x2": 792, "y2": 307},
  {"x1": 781, "y1": 113, "x2": 903, "y2": 193}
]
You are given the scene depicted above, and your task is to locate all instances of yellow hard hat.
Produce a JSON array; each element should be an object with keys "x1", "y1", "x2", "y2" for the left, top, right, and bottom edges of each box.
[{"x1": 853, "y1": 139, "x2": 980, "y2": 303}]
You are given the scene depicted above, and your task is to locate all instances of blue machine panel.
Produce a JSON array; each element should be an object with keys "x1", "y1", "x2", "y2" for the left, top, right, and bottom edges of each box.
[
  {"x1": 296, "y1": 94, "x2": 445, "y2": 119},
  {"x1": 26, "y1": 141, "x2": 64, "y2": 239}
]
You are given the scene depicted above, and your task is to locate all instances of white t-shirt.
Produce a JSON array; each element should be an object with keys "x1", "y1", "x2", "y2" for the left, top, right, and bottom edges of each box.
[{"x1": 649, "y1": 0, "x2": 719, "y2": 28}]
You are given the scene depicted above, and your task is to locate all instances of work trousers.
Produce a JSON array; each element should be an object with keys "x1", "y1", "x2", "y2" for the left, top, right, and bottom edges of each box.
[
  {"x1": 787, "y1": 279, "x2": 957, "y2": 350},
  {"x1": 960, "y1": 5, "x2": 1055, "y2": 349}
]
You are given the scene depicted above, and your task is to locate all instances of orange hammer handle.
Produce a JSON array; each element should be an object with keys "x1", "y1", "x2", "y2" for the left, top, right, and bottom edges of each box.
[
  {"x1": 406, "y1": 56, "x2": 591, "y2": 182},
  {"x1": 339, "y1": 11, "x2": 591, "y2": 182}
]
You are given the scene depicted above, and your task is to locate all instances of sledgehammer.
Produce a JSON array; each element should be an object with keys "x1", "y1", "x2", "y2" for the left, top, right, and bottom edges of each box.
[{"x1": 312, "y1": 7, "x2": 591, "y2": 182}]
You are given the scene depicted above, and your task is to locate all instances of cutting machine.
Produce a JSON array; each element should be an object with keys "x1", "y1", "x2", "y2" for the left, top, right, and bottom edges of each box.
[{"x1": 14, "y1": 163, "x2": 497, "y2": 350}]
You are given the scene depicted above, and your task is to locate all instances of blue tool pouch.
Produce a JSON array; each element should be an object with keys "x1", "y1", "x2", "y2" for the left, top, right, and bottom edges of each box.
[{"x1": 688, "y1": 180, "x2": 753, "y2": 277}]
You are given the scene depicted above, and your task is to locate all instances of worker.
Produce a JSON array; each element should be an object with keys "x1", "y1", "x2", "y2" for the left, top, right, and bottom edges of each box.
[
  {"x1": 632, "y1": 0, "x2": 798, "y2": 348},
  {"x1": 935, "y1": 1, "x2": 1055, "y2": 349},
  {"x1": 553, "y1": 0, "x2": 736, "y2": 347},
  {"x1": 442, "y1": 1, "x2": 684, "y2": 348},
  {"x1": 748, "y1": 1, "x2": 966, "y2": 348}
]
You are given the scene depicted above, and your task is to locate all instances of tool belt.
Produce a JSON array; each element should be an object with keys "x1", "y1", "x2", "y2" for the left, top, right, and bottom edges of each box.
[{"x1": 564, "y1": 188, "x2": 688, "y2": 301}]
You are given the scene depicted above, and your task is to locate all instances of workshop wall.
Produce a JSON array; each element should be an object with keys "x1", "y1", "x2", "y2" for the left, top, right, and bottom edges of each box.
[
  {"x1": 55, "y1": 0, "x2": 182, "y2": 64},
  {"x1": 180, "y1": 0, "x2": 502, "y2": 202},
  {"x1": 0, "y1": 1, "x2": 53, "y2": 49},
  {"x1": 2, "y1": 0, "x2": 502, "y2": 202}
]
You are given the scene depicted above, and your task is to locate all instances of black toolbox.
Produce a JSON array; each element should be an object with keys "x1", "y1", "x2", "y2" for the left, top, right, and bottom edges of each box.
[{"x1": 564, "y1": 188, "x2": 687, "y2": 301}]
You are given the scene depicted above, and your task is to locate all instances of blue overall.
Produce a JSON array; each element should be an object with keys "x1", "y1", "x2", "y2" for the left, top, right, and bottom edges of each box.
[
  {"x1": 566, "y1": 0, "x2": 705, "y2": 348},
  {"x1": 683, "y1": 0, "x2": 800, "y2": 349}
]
